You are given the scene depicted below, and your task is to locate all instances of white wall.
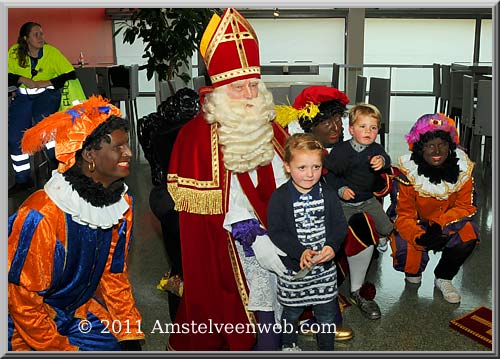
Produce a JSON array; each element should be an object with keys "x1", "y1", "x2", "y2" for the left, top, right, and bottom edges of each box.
[{"x1": 249, "y1": 18, "x2": 345, "y2": 84}]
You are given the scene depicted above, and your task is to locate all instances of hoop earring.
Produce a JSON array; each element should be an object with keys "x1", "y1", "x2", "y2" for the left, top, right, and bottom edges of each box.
[{"x1": 89, "y1": 160, "x2": 96, "y2": 173}]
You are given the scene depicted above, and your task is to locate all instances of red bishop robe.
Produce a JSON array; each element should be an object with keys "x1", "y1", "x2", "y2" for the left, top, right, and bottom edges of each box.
[{"x1": 166, "y1": 113, "x2": 288, "y2": 351}]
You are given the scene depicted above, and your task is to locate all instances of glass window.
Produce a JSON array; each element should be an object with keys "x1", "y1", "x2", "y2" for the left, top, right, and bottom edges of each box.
[
  {"x1": 480, "y1": 19, "x2": 492, "y2": 62},
  {"x1": 249, "y1": 18, "x2": 346, "y2": 85},
  {"x1": 363, "y1": 18, "x2": 478, "y2": 134}
]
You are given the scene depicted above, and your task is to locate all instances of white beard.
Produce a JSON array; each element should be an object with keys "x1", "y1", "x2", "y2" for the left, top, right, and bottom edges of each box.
[{"x1": 203, "y1": 82, "x2": 276, "y2": 173}]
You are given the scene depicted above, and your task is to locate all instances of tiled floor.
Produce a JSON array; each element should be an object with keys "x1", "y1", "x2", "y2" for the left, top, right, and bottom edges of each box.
[{"x1": 7, "y1": 120, "x2": 494, "y2": 353}]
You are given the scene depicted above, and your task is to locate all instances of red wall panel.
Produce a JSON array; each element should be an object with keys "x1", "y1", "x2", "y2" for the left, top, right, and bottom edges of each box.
[{"x1": 8, "y1": 8, "x2": 115, "y2": 67}]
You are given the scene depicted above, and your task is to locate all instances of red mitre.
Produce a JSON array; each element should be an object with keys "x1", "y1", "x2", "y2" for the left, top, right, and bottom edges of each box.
[{"x1": 200, "y1": 8, "x2": 261, "y2": 88}]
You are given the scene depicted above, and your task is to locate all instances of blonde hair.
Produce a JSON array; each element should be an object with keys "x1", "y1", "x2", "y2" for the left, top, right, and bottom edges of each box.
[
  {"x1": 284, "y1": 133, "x2": 324, "y2": 163},
  {"x1": 349, "y1": 103, "x2": 382, "y2": 128}
]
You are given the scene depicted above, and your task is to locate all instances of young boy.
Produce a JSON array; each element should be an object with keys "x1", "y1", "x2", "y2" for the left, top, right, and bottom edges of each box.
[
  {"x1": 324, "y1": 103, "x2": 393, "y2": 252},
  {"x1": 267, "y1": 133, "x2": 347, "y2": 351}
]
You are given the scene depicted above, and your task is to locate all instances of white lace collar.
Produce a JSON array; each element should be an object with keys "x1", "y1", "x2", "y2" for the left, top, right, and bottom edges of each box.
[
  {"x1": 44, "y1": 170, "x2": 130, "y2": 229},
  {"x1": 398, "y1": 148, "x2": 474, "y2": 200}
]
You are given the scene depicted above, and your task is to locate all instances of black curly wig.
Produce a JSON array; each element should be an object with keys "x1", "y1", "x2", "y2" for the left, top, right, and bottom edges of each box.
[
  {"x1": 299, "y1": 99, "x2": 347, "y2": 133},
  {"x1": 410, "y1": 130, "x2": 460, "y2": 185},
  {"x1": 62, "y1": 115, "x2": 129, "y2": 207}
]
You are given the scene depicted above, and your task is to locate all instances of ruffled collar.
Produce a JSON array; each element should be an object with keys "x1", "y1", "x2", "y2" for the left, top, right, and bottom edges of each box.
[
  {"x1": 44, "y1": 171, "x2": 130, "y2": 229},
  {"x1": 398, "y1": 148, "x2": 474, "y2": 199}
]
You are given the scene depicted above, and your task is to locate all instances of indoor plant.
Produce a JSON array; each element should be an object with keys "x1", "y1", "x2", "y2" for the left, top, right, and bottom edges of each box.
[{"x1": 114, "y1": 8, "x2": 220, "y2": 93}]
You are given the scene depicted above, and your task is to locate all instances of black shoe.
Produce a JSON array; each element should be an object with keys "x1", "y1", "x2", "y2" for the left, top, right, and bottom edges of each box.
[
  {"x1": 350, "y1": 290, "x2": 381, "y2": 320},
  {"x1": 49, "y1": 158, "x2": 59, "y2": 171},
  {"x1": 8, "y1": 180, "x2": 35, "y2": 197}
]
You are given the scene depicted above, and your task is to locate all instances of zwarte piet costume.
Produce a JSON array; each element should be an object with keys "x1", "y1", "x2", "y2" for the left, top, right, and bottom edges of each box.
[
  {"x1": 8, "y1": 97, "x2": 144, "y2": 351},
  {"x1": 388, "y1": 114, "x2": 478, "y2": 279}
]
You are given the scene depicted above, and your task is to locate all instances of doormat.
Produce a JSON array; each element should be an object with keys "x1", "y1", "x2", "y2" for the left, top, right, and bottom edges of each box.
[{"x1": 449, "y1": 306, "x2": 492, "y2": 349}]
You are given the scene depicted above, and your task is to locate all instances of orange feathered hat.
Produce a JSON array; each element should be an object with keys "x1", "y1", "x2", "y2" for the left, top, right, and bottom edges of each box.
[
  {"x1": 200, "y1": 8, "x2": 261, "y2": 87},
  {"x1": 21, "y1": 96, "x2": 122, "y2": 173}
]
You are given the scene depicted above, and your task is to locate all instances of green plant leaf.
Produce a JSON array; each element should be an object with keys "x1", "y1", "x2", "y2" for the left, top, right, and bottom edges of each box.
[{"x1": 113, "y1": 8, "x2": 219, "y2": 81}]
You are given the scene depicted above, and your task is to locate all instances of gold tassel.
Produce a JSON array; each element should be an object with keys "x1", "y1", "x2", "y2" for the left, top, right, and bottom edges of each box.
[
  {"x1": 274, "y1": 102, "x2": 320, "y2": 128},
  {"x1": 168, "y1": 183, "x2": 223, "y2": 215}
]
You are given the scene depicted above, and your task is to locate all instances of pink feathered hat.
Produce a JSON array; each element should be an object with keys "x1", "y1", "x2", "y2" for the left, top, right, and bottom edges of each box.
[{"x1": 405, "y1": 113, "x2": 459, "y2": 151}]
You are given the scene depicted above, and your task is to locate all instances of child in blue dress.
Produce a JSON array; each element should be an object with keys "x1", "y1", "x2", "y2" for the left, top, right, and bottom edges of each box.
[{"x1": 267, "y1": 133, "x2": 347, "y2": 351}]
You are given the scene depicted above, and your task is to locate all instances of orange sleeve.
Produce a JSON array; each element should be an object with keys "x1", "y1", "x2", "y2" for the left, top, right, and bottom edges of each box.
[
  {"x1": 8, "y1": 205, "x2": 78, "y2": 351},
  {"x1": 435, "y1": 178, "x2": 477, "y2": 228},
  {"x1": 9, "y1": 284, "x2": 78, "y2": 351},
  {"x1": 98, "y1": 198, "x2": 144, "y2": 341},
  {"x1": 393, "y1": 183, "x2": 425, "y2": 250}
]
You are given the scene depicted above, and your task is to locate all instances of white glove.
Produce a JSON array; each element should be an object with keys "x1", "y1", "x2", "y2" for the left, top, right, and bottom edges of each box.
[{"x1": 251, "y1": 234, "x2": 287, "y2": 275}]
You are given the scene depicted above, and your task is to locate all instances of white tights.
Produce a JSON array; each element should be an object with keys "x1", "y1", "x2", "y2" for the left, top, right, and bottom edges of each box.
[{"x1": 347, "y1": 245, "x2": 374, "y2": 293}]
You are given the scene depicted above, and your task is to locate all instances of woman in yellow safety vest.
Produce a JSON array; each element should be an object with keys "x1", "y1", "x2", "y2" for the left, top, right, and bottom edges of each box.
[{"x1": 8, "y1": 21, "x2": 83, "y2": 195}]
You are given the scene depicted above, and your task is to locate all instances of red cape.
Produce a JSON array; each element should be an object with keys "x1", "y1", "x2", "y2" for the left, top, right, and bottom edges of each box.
[{"x1": 167, "y1": 114, "x2": 287, "y2": 350}]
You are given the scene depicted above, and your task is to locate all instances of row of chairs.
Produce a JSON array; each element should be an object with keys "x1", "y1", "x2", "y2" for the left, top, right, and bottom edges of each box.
[
  {"x1": 75, "y1": 65, "x2": 139, "y2": 149},
  {"x1": 432, "y1": 63, "x2": 461, "y2": 117},
  {"x1": 158, "y1": 75, "x2": 207, "y2": 102},
  {"x1": 355, "y1": 76, "x2": 391, "y2": 148},
  {"x1": 432, "y1": 63, "x2": 492, "y2": 182},
  {"x1": 269, "y1": 76, "x2": 391, "y2": 149},
  {"x1": 461, "y1": 76, "x2": 492, "y2": 182}
]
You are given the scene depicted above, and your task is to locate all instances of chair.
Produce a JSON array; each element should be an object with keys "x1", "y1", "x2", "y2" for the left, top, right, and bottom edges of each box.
[
  {"x1": 448, "y1": 70, "x2": 465, "y2": 126},
  {"x1": 192, "y1": 76, "x2": 206, "y2": 93},
  {"x1": 331, "y1": 63, "x2": 340, "y2": 88},
  {"x1": 432, "y1": 63, "x2": 441, "y2": 113},
  {"x1": 355, "y1": 75, "x2": 367, "y2": 104},
  {"x1": 75, "y1": 67, "x2": 99, "y2": 98},
  {"x1": 471, "y1": 80, "x2": 492, "y2": 181},
  {"x1": 368, "y1": 77, "x2": 391, "y2": 148},
  {"x1": 288, "y1": 84, "x2": 311, "y2": 103},
  {"x1": 95, "y1": 67, "x2": 112, "y2": 99},
  {"x1": 159, "y1": 80, "x2": 177, "y2": 102},
  {"x1": 108, "y1": 64, "x2": 140, "y2": 149},
  {"x1": 31, "y1": 148, "x2": 55, "y2": 189},
  {"x1": 459, "y1": 75, "x2": 474, "y2": 153},
  {"x1": 270, "y1": 86, "x2": 291, "y2": 105},
  {"x1": 439, "y1": 64, "x2": 451, "y2": 114}
]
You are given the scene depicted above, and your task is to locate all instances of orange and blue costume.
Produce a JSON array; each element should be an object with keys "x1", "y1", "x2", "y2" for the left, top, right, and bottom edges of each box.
[
  {"x1": 387, "y1": 114, "x2": 478, "y2": 276},
  {"x1": 7, "y1": 97, "x2": 144, "y2": 351}
]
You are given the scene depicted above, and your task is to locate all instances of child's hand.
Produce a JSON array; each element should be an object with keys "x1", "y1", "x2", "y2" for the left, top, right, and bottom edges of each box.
[
  {"x1": 370, "y1": 155, "x2": 385, "y2": 171},
  {"x1": 300, "y1": 248, "x2": 319, "y2": 269},
  {"x1": 342, "y1": 187, "x2": 355, "y2": 200},
  {"x1": 313, "y1": 245, "x2": 335, "y2": 264}
]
